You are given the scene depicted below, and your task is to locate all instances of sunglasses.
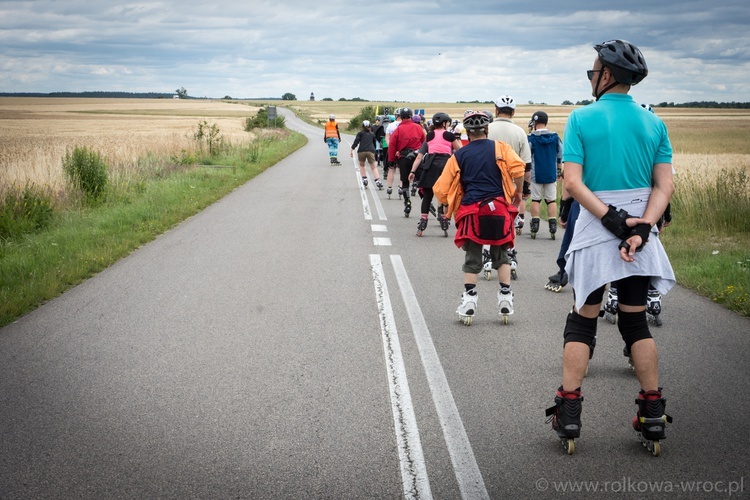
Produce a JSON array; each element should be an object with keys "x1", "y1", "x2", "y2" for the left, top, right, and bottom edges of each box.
[{"x1": 587, "y1": 69, "x2": 603, "y2": 81}]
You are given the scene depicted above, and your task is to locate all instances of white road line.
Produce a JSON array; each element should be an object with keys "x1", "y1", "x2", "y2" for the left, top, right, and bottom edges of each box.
[
  {"x1": 354, "y1": 162, "x2": 372, "y2": 221},
  {"x1": 372, "y1": 225, "x2": 388, "y2": 232},
  {"x1": 391, "y1": 255, "x2": 490, "y2": 500},
  {"x1": 373, "y1": 237, "x2": 392, "y2": 246},
  {"x1": 369, "y1": 255, "x2": 432, "y2": 500}
]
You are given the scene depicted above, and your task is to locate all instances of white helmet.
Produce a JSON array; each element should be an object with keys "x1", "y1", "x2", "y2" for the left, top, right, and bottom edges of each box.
[
  {"x1": 494, "y1": 95, "x2": 515, "y2": 110},
  {"x1": 329, "y1": 114, "x2": 335, "y2": 120},
  {"x1": 362, "y1": 120, "x2": 370, "y2": 127}
]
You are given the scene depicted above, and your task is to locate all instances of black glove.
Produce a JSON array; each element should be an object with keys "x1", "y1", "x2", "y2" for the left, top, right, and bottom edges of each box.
[
  {"x1": 559, "y1": 198, "x2": 574, "y2": 223},
  {"x1": 601, "y1": 205, "x2": 631, "y2": 239},
  {"x1": 618, "y1": 223, "x2": 651, "y2": 253}
]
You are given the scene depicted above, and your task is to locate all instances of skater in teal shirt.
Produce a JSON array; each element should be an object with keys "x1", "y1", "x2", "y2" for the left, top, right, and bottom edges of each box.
[{"x1": 546, "y1": 40, "x2": 675, "y2": 456}]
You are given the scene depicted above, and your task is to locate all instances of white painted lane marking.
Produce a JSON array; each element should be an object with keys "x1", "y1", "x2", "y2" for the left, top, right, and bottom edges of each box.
[
  {"x1": 391, "y1": 255, "x2": 490, "y2": 500},
  {"x1": 370, "y1": 255, "x2": 432, "y2": 500},
  {"x1": 371, "y1": 225, "x2": 388, "y2": 232},
  {"x1": 373, "y1": 238, "x2": 392, "y2": 246},
  {"x1": 355, "y1": 164, "x2": 372, "y2": 220}
]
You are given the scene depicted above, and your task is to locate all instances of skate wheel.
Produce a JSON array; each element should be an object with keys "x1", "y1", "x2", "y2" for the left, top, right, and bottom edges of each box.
[
  {"x1": 531, "y1": 233, "x2": 536, "y2": 239},
  {"x1": 484, "y1": 270, "x2": 492, "y2": 281},
  {"x1": 515, "y1": 228, "x2": 522, "y2": 235},
  {"x1": 464, "y1": 316, "x2": 472, "y2": 326},
  {"x1": 651, "y1": 441, "x2": 661, "y2": 457},
  {"x1": 511, "y1": 270, "x2": 517, "y2": 280},
  {"x1": 502, "y1": 315, "x2": 508, "y2": 325},
  {"x1": 551, "y1": 234, "x2": 556, "y2": 240},
  {"x1": 562, "y1": 438, "x2": 575, "y2": 455}
]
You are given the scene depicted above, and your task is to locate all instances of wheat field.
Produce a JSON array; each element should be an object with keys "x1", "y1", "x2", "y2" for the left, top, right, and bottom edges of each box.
[
  {"x1": 2, "y1": 98, "x2": 749, "y2": 194},
  {"x1": 0, "y1": 98, "x2": 262, "y2": 192}
]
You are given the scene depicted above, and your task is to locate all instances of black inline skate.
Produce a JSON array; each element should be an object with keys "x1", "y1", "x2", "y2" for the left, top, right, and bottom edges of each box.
[
  {"x1": 633, "y1": 389, "x2": 673, "y2": 456},
  {"x1": 545, "y1": 387, "x2": 583, "y2": 455},
  {"x1": 416, "y1": 216, "x2": 428, "y2": 237},
  {"x1": 482, "y1": 246, "x2": 492, "y2": 281},
  {"x1": 602, "y1": 286, "x2": 618, "y2": 324},
  {"x1": 375, "y1": 179, "x2": 384, "y2": 190},
  {"x1": 545, "y1": 269, "x2": 569, "y2": 292},
  {"x1": 361, "y1": 177, "x2": 368, "y2": 188},
  {"x1": 508, "y1": 248, "x2": 518, "y2": 280},
  {"x1": 438, "y1": 205, "x2": 450, "y2": 237},
  {"x1": 387, "y1": 186, "x2": 393, "y2": 199},
  {"x1": 403, "y1": 194, "x2": 412, "y2": 217},
  {"x1": 515, "y1": 214, "x2": 524, "y2": 235},
  {"x1": 549, "y1": 218, "x2": 557, "y2": 240},
  {"x1": 646, "y1": 289, "x2": 663, "y2": 326},
  {"x1": 530, "y1": 217, "x2": 540, "y2": 239}
]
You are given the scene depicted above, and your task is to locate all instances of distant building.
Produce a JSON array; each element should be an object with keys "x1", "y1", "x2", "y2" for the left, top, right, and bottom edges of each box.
[
  {"x1": 310, "y1": 92, "x2": 315, "y2": 101},
  {"x1": 173, "y1": 94, "x2": 179, "y2": 99}
]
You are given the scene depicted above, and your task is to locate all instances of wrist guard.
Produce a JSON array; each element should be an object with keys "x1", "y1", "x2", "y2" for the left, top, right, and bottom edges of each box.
[
  {"x1": 559, "y1": 198, "x2": 574, "y2": 223},
  {"x1": 630, "y1": 223, "x2": 651, "y2": 251},
  {"x1": 601, "y1": 205, "x2": 631, "y2": 239}
]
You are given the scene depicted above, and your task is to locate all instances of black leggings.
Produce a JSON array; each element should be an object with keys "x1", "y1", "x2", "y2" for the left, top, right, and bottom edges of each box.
[
  {"x1": 420, "y1": 188, "x2": 435, "y2": 215},
  {"x1": 398, "y1": 156, "x2": 415, "y2": 195},
  {"x1": 584, "y1": 275, "x2": 650, "y2": 307}
]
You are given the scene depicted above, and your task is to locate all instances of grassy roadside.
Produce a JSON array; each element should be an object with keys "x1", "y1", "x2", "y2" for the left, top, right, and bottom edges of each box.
[{"x1": 0, "y1": 131, "x2": 307, "y2": 327}]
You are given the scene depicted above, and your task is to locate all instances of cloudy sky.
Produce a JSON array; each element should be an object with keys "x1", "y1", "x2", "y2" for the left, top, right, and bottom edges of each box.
[{"x1": 1, "y1": 0, "x2": 749, "y2": 105}]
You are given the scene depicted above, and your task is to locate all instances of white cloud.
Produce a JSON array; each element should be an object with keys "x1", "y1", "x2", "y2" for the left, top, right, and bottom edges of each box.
[{"x1": 0, "y1": 0, "x2": 748, "y2": 102}]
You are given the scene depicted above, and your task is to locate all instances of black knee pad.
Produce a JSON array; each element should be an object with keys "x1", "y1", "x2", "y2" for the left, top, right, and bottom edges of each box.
[
  {"x1": 532, "y1": 198, "x2": 542, "y2": 204},
  {"x1": 618, "y1": 310, "x2": 652, "y2": 349},
  {"x1": 563, "y1": 311, "x2": 599, "y2": 358},
  {"x1": 545, "y1": 199, "x2": 557, "y2": 206}
]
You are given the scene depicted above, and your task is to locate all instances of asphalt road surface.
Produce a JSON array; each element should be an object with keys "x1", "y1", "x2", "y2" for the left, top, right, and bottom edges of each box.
[{"x1": 2, "y1": 109, "x2": 749, "y2": 499}]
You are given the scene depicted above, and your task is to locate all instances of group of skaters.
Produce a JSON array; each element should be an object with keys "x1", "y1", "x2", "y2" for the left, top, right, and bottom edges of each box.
[{"x1": 326, "y1": 40, "x2": 677, "y2": 457}]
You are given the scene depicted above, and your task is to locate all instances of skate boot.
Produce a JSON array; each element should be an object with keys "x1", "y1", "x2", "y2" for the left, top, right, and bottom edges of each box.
[
  {"x1": 439, "y1": 215, "x2": 450, "y2": 237},
  {"x1": 411, "y1": 184, "x2": 417, "y2": 197},
  {"x1": 332, "y1": 157, "x2": 341, "y2": 165},
  {"x1": 603, "y1": 286, "x2": 618, "y2": 324},
  {"x1": 375, "y1": 179, "x2": 384, "y2": 190},
  {"x1": 398, "y1": 187, "x2": 404, "y2": 200},
  {"x1": 508, "y1": 248, "x2": 518, "y2": 280},
  {"x1": 497, "y1": 287, "x2": 514, "y2": 324},
  {"x1": 633, "y1": 389, "x2": 673, "y2": 456},
  {"x1": 416, "y1": 216, "x2": 428, "y2": 237},
  {"x1": 549, "y1": 218, "x2": 557, "y2": 240},
  {"x1": 646, "y1": 289, "x2": 663, "y2": 326},
  {"x1": 515, "y1": 214, "x2": 524, "y2": 235},
  {"x1": 456, "y1": 288, "x2": 478, "y2": 326},
  {"x1": 387, "y1": 186, "x2": 393, "y2": 199},
  {"x1": 482, "y1": 246, "x2": 492, "y2": 281},
  {"x1": 362, "y1": 177, "x2": 368, "y2": 188},
  {"x1": 545, "y1": 387, "x2": 583, "y2": 455},
  {"x1": 545, "y1": 270, "x2": 569, "y2": 292},
  {"x1": 530, "y1": 217, "x2": 540, "y2": 239},
  {"x1": 403, "y1": 195, "x2": 412, "y2": 217}
]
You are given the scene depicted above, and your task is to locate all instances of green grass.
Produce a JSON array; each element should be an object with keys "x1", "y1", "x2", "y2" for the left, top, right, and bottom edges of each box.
[{"x1": 0, "y1": 131, "x2": 306, "y2": 326}]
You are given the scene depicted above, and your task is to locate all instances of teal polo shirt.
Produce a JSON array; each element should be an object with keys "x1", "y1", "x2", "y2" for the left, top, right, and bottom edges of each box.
[{"x1": 563, "y1": 94, "x2": 673, "y2": 192}]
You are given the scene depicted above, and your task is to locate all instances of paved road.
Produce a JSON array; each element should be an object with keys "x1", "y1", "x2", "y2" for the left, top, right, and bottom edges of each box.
[{"x1": 1, "y1": 109, "x2": 749, "y2": 499}]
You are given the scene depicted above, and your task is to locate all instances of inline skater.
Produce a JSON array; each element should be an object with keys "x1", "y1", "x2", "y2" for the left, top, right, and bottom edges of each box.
[
  {"x1": 350, "y1": 120, "x2": 383, "y2": 189},
  {"x1": 527, "y1": 110, "x2": 563, "y2": 239},
  {"x1": 408, "y1": 112, "x2": 463, "y2": 236},
  {"x1": 433, "y1": 110, "x2": 525, "y2": 325},
  {"x1": 324, "y1": 114, "x2": 341, "y2": 165},
  {"x1": 388, "y1": 108, "x2": 426, "y2": 217},
  {"x1": 385, "y1": 111, "x2": 402, "y2": 197},
  {"x1": 545, "y1": 40, "x2": 675, "y2": 456}
]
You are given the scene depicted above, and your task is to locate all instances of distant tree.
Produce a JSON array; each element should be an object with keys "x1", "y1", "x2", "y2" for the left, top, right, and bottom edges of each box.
[
  {"x1": 281, "y1": 92, "x2": 297, "y2": 101},
  {"x1": 223, "y1": 95, "x2": 232, "y2": 100},
  {"x1": 562, "y1": 100, "x2": 574, "y2": 105},
  {"x1": 338, "y1": 97, "x2": 347, "y2": 101},
  {"x1": 175, "y1": 87, "x2": 188, "y2": 99},
  {"x1": 576, "y1": 99, "x2": 594, "y2": 106},
  {"x1": 322, "y1": 97, "x2": 333, "y2": 101}
]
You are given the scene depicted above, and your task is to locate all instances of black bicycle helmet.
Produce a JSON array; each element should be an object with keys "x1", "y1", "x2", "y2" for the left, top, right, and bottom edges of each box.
[
  {"x1": 594, "y1": 39, "x2": 648, "y2": 85},
  {"x1": 399, "y1": 107, "x2": 413, "y2": 119},
  {"x1": 432, "y1": 112, "x2": 451, "y2": 126}
]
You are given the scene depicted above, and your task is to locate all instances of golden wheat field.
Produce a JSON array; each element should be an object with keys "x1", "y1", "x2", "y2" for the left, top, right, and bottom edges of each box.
[
  {"x1": 0, "y1": 98, "x2": 263, "y2": 192},
  {"x1": 2, "y1": 98, "x2": 749, "y2": 194}
]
